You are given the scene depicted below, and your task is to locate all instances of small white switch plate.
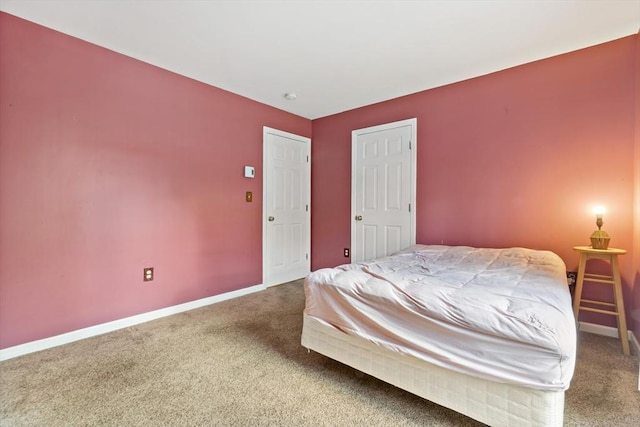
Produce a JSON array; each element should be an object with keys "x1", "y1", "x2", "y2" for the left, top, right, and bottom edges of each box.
[{"x1": 244, "y1": 166, "x2": 255, "y2": 178}]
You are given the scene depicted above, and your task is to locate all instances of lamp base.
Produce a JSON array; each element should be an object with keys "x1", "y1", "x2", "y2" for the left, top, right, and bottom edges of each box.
[{"x1": 590, "y1": 230, "x2": 610, "y2": 250}]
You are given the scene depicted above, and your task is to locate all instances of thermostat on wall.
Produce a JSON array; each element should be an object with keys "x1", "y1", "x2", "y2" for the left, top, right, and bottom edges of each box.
[{"x1": 244, "y1": 166, "x2": 255, "y2": 178}]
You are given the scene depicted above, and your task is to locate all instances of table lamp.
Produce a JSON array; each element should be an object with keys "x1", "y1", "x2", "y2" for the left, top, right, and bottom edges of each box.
[{"x1": 590, "y1": 206, "x2": 610, "y2": 249}]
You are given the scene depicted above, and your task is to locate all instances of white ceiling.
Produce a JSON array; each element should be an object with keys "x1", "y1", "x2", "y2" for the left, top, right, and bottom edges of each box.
[{"x1": 1, "y1": 0, "x2": 639, "y2": 119}]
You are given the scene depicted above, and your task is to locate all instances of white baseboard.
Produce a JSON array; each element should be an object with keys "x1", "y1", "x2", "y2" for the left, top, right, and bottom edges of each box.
[
  {"x1": 578, "y1": 322, "x2": 638, "y2": 344},
  {"x1": 0, "y1": 283, "x2": 266, "y2": 361}
]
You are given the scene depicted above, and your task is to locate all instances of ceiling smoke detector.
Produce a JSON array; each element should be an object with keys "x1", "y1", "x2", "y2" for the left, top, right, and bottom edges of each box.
[{"x1": 283, "y1": 92, "x2": 297, "y2": 101}]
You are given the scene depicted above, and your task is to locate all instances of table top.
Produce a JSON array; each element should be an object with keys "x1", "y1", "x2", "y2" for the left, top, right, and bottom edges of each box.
[{"x1": 573, "y1": 245, "x2": 626, "y2": 255}]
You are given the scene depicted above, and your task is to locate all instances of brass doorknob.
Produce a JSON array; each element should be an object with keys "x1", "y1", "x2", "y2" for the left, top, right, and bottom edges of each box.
[
  {"x1": 355, "y1": 215, "x2": 363, "y2": 221},
  {"x1": 268, "y1": 216, "x2": 275, "y2": 221}
]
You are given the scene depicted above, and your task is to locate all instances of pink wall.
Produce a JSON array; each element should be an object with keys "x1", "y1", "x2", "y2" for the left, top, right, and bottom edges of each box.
[
  {"x1": 633, "y1": 32, "x2": 640, "y2": 341},
  {"x1": 0, "y1": 13, "x2": 311, "y2": 349},
  {"x1": 1, "y1": 12, "x2": 637, "y2": 351},
  {"x1": 312, "y1": 35, "x2": 639, "y2": 332}
]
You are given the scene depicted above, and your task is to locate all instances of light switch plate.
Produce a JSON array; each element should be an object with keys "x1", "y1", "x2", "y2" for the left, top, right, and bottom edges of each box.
[{"x1": 244, "y1": 166, "x2": 255, "y2": 178}]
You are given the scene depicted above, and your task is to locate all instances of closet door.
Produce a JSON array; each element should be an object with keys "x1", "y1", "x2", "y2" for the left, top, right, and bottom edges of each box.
[
  {"x1": 263, "y1": 127, "x2": 310, "y2": 286},
  {"x1": 352, "y1": 119, "x2": 416, "y2": 262}
]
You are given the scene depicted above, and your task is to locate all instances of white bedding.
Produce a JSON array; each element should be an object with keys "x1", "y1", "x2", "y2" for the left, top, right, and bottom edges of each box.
[{"x1": 304, "y1": 245, "x2": 576, "y2": 391}]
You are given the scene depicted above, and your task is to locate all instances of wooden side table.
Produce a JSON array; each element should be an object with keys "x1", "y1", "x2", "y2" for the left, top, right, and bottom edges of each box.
[{"x1": 573, "y1": 246, "x2": 629, "y2": 355}]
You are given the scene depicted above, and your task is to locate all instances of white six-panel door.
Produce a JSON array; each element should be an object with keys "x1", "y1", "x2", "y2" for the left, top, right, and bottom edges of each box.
[
  {"x1": 263, "y1": 127, "x2": 310, "y2": 286},
  {"x1": 351, "y1": 119, "x2": 416, "y2": 262}
]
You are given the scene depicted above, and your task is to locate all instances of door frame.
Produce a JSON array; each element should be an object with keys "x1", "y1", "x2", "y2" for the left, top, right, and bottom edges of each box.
[
  {"x1": 262, "y1": 126, "x2": 311, "y2": 286},
  {"x1": 351, "y1": 118, "x2": 417, "y2": 262}
]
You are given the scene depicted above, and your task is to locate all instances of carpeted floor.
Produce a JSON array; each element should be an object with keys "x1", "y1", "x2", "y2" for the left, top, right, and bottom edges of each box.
[{"x1": 1, "y1": 280, "x2": 638, "y2": 426}]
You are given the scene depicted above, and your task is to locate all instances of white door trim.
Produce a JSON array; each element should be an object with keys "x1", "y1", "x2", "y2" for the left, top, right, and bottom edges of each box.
[
  {"x1": 351, "y1": 118, "x2": 417, "y2": 262},
  {"x1": 262, "y1": 127, "x2": 311, "y2": 286}
]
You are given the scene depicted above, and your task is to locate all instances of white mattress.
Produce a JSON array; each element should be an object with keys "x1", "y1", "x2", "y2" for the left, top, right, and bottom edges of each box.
[{"x1": 304, "y1": 245, "x2": 576, "y2": 391}]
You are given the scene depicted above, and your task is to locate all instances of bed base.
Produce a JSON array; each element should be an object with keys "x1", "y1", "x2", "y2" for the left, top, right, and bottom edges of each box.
[{"x1": 301, "y1": 313, "x2": 564, "y2": 427}]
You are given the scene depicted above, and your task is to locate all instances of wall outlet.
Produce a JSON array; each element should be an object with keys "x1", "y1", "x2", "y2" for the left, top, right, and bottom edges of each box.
[
  {"x1": 344, "y1": 248, "x2": 350, "y2": 257},
  {"x1": 566, "y1": 271, "x2": 577, "y2": 299},
  {"x1": 144, "y1": 267, "x2": 154, "y2": 282},
  {"x1": 566, "y1": 271, "x2": 577, "y2": 286}
]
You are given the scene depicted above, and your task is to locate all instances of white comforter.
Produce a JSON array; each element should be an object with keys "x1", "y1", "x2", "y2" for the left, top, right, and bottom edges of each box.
[{"x1": 304, "y1": 245, "x2": 576, "y2": 391}]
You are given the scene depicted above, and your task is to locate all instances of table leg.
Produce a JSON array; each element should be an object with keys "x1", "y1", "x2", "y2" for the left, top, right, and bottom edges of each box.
[
  {"x1": 573, "y1": 253, "x2": 587, "y2": 321},
  {"x1": 611, "y1": 255, "x2": 630, "y2": 356}
]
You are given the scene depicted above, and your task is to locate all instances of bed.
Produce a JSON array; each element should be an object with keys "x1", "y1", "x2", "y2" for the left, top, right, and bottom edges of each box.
[{"x1": 301, "y1": 245, "x2": 576, "y2": 426}]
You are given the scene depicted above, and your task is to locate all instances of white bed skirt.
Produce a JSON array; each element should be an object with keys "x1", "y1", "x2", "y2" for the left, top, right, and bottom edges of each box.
[{"x1": 301, "y1": 313, "x2": 565, "y2": 427}]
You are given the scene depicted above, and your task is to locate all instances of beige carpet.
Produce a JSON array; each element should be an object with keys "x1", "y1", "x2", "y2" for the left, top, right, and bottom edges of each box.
[{"x1": 1, "y1": 280, "x2": 638, "y2": 426}]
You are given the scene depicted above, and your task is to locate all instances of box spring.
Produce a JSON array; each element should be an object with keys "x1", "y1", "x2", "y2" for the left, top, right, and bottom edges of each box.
[{"x1": 302, "y1": 313, "x2": 564, "y2": 427}]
